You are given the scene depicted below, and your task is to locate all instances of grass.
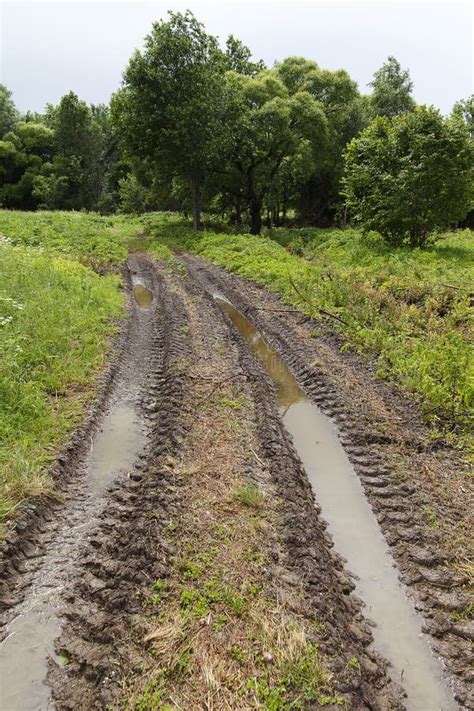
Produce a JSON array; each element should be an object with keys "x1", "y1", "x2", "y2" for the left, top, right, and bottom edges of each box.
[
  {"x1": 143, "y1": 214, "x2": 473, "y2": 448},
  {"x1": 0, "y1": 210, "x2": 142, "y2": 536},
  {"x1": 0, "y1": 210, "x2": 141, "y2": 271},
  {"x1": 235, "y1": 482, "x2": 265, "y2": 509}
]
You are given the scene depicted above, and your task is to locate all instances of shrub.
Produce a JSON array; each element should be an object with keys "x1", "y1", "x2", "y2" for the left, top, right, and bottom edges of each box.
[{"x1": 343, "y1": 106, "x2": 473, "y2": 247}]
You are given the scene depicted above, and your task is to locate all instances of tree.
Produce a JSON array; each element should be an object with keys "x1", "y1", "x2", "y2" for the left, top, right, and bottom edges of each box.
[
  {"x1": 118, "y1": 174, "x2": 150, "y2": 214},
  {"x1": 112, "y1": 11, "x2": 229, "y2": 230},
  {"x1": 276, "y1": 57, "x2": 369, "y2": 224},
  {"x1": 343, "y1": 106, "x2": 473, "y2": 247},
  {"x1": 369, "y1": 56, "x2": 415, "y2": 117},
  {"x1": 0, "y1": 85, "x2": 18, "y2": 138},
  {"x1": 49, "y1": 92, "x2": 106, "y2": 209},
  {"x1": 224, "y1": 35, "x2": 264, "y2": 76},
  {"x1": 224, "y1": 69, "x2": 328, "y2": 233},
  {"x1": 452, "y1": 95, "x2": 474, "y2": 139},
  {"x1": 0, "y1": 123, "x2": 54, "y2": 209}
]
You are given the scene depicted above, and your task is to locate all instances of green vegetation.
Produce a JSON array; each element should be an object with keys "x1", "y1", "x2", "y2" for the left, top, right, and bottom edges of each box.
[
  {"x1": 235, "y1": 482, "x2": 265, "y2": 509},
  {"x1": 2, "y1": 15, "x2": 472, "y2": 235},
  {"x1": 0, "y1": 90, "x2": 127, "y2": 213},
  {"x1": 0, "y1": 211, "x2": 146, "y2": 535},
  {"x1": 344, "y1": 107, "x2": 472, "y2": 246},
  {"x1": 368, "y1": 55, "x2": 415, "y2": 118},
  {"x1": 0, "y1": 210, "x2": 139, "y2": 271},
  {"x1": 144, "y1": 214, "x2": 473, "y2": 443}
]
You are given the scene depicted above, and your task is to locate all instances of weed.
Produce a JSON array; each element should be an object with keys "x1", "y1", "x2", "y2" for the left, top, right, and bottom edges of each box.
[
  {"x1": 230, "y1": 644, "x2": 249, "y2": 665},
  {"x1": 422, "y1": 505, "x2": 439, "y2": 529},
  {"x1": 130, "y1": 678, "x2": 165, "y2": 710},
  {"x1": 179, "y1": 589, "x2": 210, "y2": 619},
  {"x1": 235, "y1": 483, "x2": 264, "y2": 509}
]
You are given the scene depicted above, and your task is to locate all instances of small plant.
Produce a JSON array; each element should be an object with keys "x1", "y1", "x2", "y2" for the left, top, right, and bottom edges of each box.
[
  {"x1": 230, "y1": 643, "x2": 249, "y2": 664},
  {"x1": 348, "y1": 656, "x2": 360, "y2": 671},
  {"x1": 235, "y1": 482, "x2": 264, "y2": 509}
]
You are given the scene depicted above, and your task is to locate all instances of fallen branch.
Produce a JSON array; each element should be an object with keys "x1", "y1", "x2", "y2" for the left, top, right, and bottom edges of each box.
[
  {"x1": 440, "y1": 283, "x2": 472, "y2": 293},
  {"x1": 196, "y1": 373, "x2": 247, "y2": 405},
  {"x1": 287, "y1": 271, "x2": 351, "y2": 327}
]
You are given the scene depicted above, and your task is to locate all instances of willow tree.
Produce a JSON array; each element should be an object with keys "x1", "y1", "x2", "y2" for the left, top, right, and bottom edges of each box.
[
  {"x1": 276, "y1": 57, "x2": 369, "y2": 224},
  {"x1": 224, "y1": 70, "x2": 328, "y2": 234},
  {"x1": 111, "y1": 11, "x2": 228, "y2": 229}
]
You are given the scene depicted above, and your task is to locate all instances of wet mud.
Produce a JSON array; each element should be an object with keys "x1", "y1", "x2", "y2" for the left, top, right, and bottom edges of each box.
[
  {"x1": 183, "y1": 253, "x2": 473, "y2": 710},
  {"x1": 0, "y1": 255, "x2": 159, "y2": 710}
]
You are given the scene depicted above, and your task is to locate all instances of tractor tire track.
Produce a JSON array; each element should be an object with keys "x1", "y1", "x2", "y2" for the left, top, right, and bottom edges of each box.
[{"x1": 49, "y1": 259, "x2": 403, "y2": 710}]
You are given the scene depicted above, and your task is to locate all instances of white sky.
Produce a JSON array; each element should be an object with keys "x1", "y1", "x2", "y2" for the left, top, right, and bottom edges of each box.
[{"x1": 0, "y1": 0, "x2": 472, "y2": 115}]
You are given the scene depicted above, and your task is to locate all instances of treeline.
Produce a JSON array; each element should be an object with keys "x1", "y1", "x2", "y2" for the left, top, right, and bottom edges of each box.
[
  {"x1": 0, "y1": 11, "x2": 472, "y2": 239},
  {"x1": 0, "y1": 87, "x2": 126, "y2": 213}
]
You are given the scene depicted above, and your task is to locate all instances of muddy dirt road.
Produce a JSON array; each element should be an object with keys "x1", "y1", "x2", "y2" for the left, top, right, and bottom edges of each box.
[{"x1": 0, "y1": 253, "x2": 471, "y2": 710}]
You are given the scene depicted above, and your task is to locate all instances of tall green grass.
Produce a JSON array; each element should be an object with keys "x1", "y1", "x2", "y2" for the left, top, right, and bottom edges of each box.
[
  {"x1": 144, "y1": 215, "x2": 473, "y2": 446},
  {"x1": 0, "y1": 211, "x2": 132, "y2": 534},
  {"x1": 0, "y1": 239, "x2": 123, "y2": 526}
]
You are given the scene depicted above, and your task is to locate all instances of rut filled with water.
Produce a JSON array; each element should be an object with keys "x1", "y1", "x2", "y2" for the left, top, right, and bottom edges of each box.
[{"x1": 215, "y1": 295, "x2": 457, "y2": 711}]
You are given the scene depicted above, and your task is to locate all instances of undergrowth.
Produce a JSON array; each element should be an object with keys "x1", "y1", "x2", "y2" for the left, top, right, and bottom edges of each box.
[{"x1": 144, "y1": 214, "x2": 473, "y2": 449}]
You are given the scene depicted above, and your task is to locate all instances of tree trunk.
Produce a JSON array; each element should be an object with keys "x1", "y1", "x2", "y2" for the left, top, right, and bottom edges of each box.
[
  {"x1": 235, "y1": 195, "x2": 242, "y2": 226},
  {"x1": 190, "y1": 177, "x2": 202, "y2": 231},
  {"x1": 250, "y1": 197, "x2": 262, "y2": 235}
]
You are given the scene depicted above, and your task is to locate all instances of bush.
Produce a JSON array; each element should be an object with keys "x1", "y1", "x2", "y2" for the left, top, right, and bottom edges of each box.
[
  {"x1": 343, "y1": 106, "x2": 473, "y2": 247},
  {"x1": 118, "y1": 174, "x2": 149, "y2": 215}
]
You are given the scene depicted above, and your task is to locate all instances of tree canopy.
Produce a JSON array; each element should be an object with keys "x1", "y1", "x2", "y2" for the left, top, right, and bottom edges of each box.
[
  {"x1": 369, "y1": 56, "x2": 415, "y2": 118},
  {"x1": 0, "y1": 84, "x2": 18, "y2": 138},
  {"x1": 112, "y1": 11, "x2": 229, "y2": 229},
  {"x1": 0, "y1": 16, "x2": 471, "y2": 243}
]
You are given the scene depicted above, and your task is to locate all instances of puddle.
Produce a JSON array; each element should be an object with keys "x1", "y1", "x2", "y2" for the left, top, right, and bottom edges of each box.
[
  {"x1": 216, "y1": 296, "x2": 457, "y2": 711},
  {"x1": 0, "y1": 402, "x2": 145, "y2": 711},
  {"x1": 133, "y1": 284, "x2": 153, "y2": 309}
]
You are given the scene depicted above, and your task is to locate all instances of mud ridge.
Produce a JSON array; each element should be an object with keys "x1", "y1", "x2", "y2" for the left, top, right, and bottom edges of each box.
[{"x1": 180, "y1": 254, "x2": 472, "y2": 709}]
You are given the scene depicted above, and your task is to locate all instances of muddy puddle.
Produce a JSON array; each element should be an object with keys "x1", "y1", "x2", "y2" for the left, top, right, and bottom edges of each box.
[
  {"x1": 0, "y1": 402, "x2": 145, "y2": 711},
  {"x1": 215, "y1": 296, "x2": 457, "y2": 711},
  {"x1": 133, "y1": 283, "x2": 153, "y2": 308}
]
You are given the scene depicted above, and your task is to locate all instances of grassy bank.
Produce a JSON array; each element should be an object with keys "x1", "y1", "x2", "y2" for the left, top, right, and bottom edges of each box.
[
  {"x1": 0, "y1": 211, "x2": 139, "y2": 534},
  {"x1": 144, "y1": 214, "x2": 473, "y2": 448}
]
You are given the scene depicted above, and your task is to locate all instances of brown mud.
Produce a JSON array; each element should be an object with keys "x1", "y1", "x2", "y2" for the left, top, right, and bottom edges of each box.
[{"x1": 0, "y1": 251, "x2": 471, "y2": 709}]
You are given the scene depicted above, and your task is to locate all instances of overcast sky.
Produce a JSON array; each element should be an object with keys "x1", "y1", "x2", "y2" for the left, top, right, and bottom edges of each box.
[{"x1": 0, "y1": 0, "x2": 472, "y2": 115}]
